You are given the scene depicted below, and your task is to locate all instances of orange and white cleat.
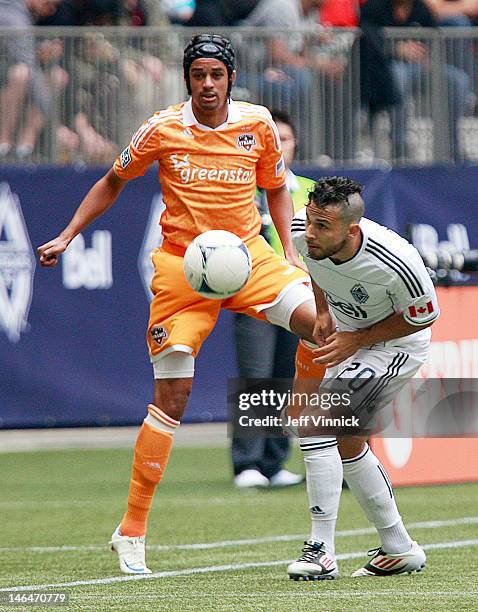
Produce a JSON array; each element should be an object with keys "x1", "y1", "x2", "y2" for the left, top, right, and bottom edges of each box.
[{"x1": 352, "y1": 540, "x2": 426, "y2": 577}]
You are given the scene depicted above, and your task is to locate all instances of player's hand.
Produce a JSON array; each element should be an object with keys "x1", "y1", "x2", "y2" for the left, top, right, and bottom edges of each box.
[
  {"x1": 37, "y1": 236, "x2": 70, "y2": 267},
  {"x1": 312, "y1": 311, "x2": 335, "y2": 347},
  {"x1": 284, "y1": 248, "x2": 307, "y2": 272},
  {"x1": 312, "y1": 330, "x2": 365, "y2": 368}
]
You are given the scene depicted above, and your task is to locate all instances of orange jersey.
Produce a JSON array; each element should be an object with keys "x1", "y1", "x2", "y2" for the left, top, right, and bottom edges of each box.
[{"x1": 113, "y1": 99, "x2": 286, "y2": 250}]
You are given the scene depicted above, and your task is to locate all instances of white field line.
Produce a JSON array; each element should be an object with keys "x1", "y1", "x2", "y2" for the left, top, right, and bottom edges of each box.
[
  {"x1": 0, "y1": 501, "x2": 96, "y2": 509},
  {"x1": 66, "y1": 591, "x2": 478, "y2": 600},
  {"x1": 0, "y1": 497, "x2": 263, "y2": 508},
  {"x1": 1, "y1": 539, "x2": 477, "y2": 593},
  {"x1": 1, "y1": 516, "x2": 477, "y2": 554}
]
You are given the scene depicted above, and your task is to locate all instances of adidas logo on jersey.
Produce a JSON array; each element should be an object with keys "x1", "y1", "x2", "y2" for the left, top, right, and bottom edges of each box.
[{"x1": 170, "y1": 154, "x2": 253, "y2": 184}]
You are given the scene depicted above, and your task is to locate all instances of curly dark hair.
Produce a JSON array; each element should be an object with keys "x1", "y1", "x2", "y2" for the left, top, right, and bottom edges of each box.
[
  {"x1": 307, "y1": 177, "x2": 364, "y2": 223},
  {"x1": 308, "y1": 176, "x2": 363, "y2": 206}
]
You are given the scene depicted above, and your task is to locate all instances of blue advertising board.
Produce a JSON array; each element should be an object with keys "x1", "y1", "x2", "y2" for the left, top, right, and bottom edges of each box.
[{"x1": 0, "y1": 164, "x2": 476, "y2": 428}]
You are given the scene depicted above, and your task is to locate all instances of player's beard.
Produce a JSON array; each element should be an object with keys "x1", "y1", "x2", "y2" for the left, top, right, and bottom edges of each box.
[{"x1": 307, "y1": 236, "x2": 348, "y2": 261}]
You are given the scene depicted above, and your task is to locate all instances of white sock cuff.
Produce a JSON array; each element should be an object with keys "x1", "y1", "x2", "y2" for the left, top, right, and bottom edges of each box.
[
  {"x1": 146, "y1": 404, "x2": 180, "y2": 434},
  {"x1": 300, "y1": 437, "x2": 337, "y2": 455},
  {"x1": 342, "y1": 442, "x2": 370, "y2": 466}
]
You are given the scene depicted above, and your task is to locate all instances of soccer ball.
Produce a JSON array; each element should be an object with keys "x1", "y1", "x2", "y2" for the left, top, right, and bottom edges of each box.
[{"x1": 183, "y1": 230, "x2": 252, "y2": 299}]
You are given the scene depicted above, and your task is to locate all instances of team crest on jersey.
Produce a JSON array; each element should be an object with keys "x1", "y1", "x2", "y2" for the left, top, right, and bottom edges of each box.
[
  {"x1": 350, "y1": 283, "x2": 369, "y2": 304},
  {"x1": 0, "y1": 183, "x2": 36, "y2": 343},
  {"x1": 237, "y1": 133, "x2": 256, "y2": 152},
  {"x1": 151, "y1": 324, "x2": 168, "y2": 346},
  {"x1": 120, "y1": 146, "x2": 132, "y2": 169}
]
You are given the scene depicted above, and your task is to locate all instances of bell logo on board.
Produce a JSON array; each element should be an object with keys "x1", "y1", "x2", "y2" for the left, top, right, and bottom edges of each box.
[
  {"x1": 0, "y1": 183, "x2": 36, "y2": 343},
  {"x1": 62, "y1": 231, "x2": 113, "y2": 290}
]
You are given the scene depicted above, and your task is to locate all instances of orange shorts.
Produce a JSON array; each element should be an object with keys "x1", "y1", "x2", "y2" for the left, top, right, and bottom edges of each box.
[{"x1": 147, "y1": 235, "x2": 309, "y2": 361}]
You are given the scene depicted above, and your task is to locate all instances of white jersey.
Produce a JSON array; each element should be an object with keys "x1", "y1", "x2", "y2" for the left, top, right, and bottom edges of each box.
[{"x1": 292, "y1": 211, "x2": 440, "y2": 349}]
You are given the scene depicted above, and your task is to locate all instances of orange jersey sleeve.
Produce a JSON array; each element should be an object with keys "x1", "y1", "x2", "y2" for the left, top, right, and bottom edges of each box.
[
  {"x1": 254, "y1": 111, "x2": 286, "y2": 190},
  {"x1": 113, "y1": 111, "x2": 177, "y2": 179}
]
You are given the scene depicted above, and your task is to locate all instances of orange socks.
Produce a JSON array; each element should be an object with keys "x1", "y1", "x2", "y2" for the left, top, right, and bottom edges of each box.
[
  {"x1": 120, "y1": 404, "x2": 179, "y2": 537},
  {"x1": 289, "y1": 340, "x2": 327, "y2": 421},
  {"x1": 295, "y1": 340, "x2": 327, "y2": 380}
]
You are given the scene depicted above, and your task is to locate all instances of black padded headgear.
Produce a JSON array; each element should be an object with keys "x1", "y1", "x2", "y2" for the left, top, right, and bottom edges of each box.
[{"x1": 183, "y1": 34, "x2": 235, "y2": 95}]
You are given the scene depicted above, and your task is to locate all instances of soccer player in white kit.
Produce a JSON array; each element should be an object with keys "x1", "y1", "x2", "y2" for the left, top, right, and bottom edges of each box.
[{"x1": 287, "y1": 177, "x2": 440, "y2": 579}]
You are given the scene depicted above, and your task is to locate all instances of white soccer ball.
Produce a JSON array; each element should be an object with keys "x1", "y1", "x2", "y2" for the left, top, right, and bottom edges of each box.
[{"x1": 183, "y1": 230, "x2": 252, "y2": 300}]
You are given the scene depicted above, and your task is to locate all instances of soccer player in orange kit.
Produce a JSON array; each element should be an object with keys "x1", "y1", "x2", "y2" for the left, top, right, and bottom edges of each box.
[{"x1": 38, "y1": 34, "x2": 324, "y2": 574}]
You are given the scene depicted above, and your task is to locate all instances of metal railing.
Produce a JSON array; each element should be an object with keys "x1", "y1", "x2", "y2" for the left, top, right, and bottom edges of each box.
[
  {"x1": 0, "y1": 26, "x2": 477, "y2": 166},
  {"x1": 366, "y1": 28, "x2": 478, "y2": 166}
]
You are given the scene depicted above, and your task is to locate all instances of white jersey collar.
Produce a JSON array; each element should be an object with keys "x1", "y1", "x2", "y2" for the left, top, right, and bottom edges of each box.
[{"x1": 182, "y1": 98, "x2": 242, "y2": 130}]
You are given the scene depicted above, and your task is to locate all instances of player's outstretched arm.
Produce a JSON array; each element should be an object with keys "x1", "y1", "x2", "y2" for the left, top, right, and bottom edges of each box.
[
  {"x1": 267, "y1": 184, "x2": 305, "y2": 270},
  {"x1": 38, "y1": 169, "x2": 128, "y2": 267},
  {"x1": 313, "y1": 312, "x2": 436, "y2": 368}
]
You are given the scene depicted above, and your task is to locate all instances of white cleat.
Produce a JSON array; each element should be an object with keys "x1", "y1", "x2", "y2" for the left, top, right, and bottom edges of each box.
[
  {"x1": 234, "y1": 469, "x2": 269, "y2": 488},
  {"x1": 287, "y1": 540, "x2": 338, "y2": 581},
  {"x1": 351, "y1": 540, "x2": 426, "y2": 577},
  {"x1": 110, "y1": 525, "x2": 152, "y2": 574}
]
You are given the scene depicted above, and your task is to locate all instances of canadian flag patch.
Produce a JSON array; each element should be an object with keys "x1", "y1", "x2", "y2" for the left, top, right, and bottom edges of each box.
[{"x1": 407, "y1": 300, "x2": 435, "y2": 320}]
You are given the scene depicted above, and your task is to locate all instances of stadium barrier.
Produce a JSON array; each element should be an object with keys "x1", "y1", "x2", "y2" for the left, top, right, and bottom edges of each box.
[{"x1": 0, "y1": 26, "x2": 478, "y2": 166}]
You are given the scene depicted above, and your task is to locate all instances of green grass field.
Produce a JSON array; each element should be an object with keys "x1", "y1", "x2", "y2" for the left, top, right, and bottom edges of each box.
[{"x1": 1, "y1": 446, "x2": 477, "y2": 611}]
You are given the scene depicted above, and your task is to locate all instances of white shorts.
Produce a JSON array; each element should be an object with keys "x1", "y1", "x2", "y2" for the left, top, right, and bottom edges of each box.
[
  {"x1": 322, "y1": 342, "x2": 429, "y2": 426},
  {"x1": 298, "y1": 341, "x2": 429, "y2": 447}
]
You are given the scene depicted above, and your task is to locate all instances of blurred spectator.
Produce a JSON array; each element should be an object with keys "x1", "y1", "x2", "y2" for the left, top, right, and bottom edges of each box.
[
  {"x1": 319, "y1": 0, "x2": 360, "y2": 26},
  {"x1": 118, "y1": 2, "x2": 174, "y2": 141},
  {"x1": 232, "y1": 110, "x2": 308, "y2": 490},
  {"x1": 360, "y1": 0, "x2": 471, "y2": 163},
  {"x1": 36, "y1": 0, "x2": 120, "y2": 162},
  {"x1": 75, "y1": 0, "x2": 121, "y2": 25},
  {"x1": 35, "y1": 0, "x2": 77, "y2": 25},
  {"x1": 186, "y1": 0, "x2": 228, "y2": 25},
  {"x1": 240, "y1": 0, "x2": 347, "y2": 159},
  {"x1": 424, "y1": 0, "x2": 477, "y2": 104},
  {"x1": 244, "y1": 0, "x2": 345, "y2": 83},
  {"x1": 316, "y1": 0, "x2": 362, "y2": 162},
  {"x1": 186, "y1": 0, "x2": 260, "y2": 26},
  {"x1": 0, "y1": 0, "x2": 60, "y2": 159},
  {"x1": 36, "y1": 0, "x2": 170, "y2": 163},
  {"x1": 160, "y1": 0, "x2": 195, "y2": 24},
  {"x1": 225, "y1": 0, "x2": 262, "y2": 24},
  {"x1": 424, "y1": 0, "x2": 478, "y2": 25}
]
